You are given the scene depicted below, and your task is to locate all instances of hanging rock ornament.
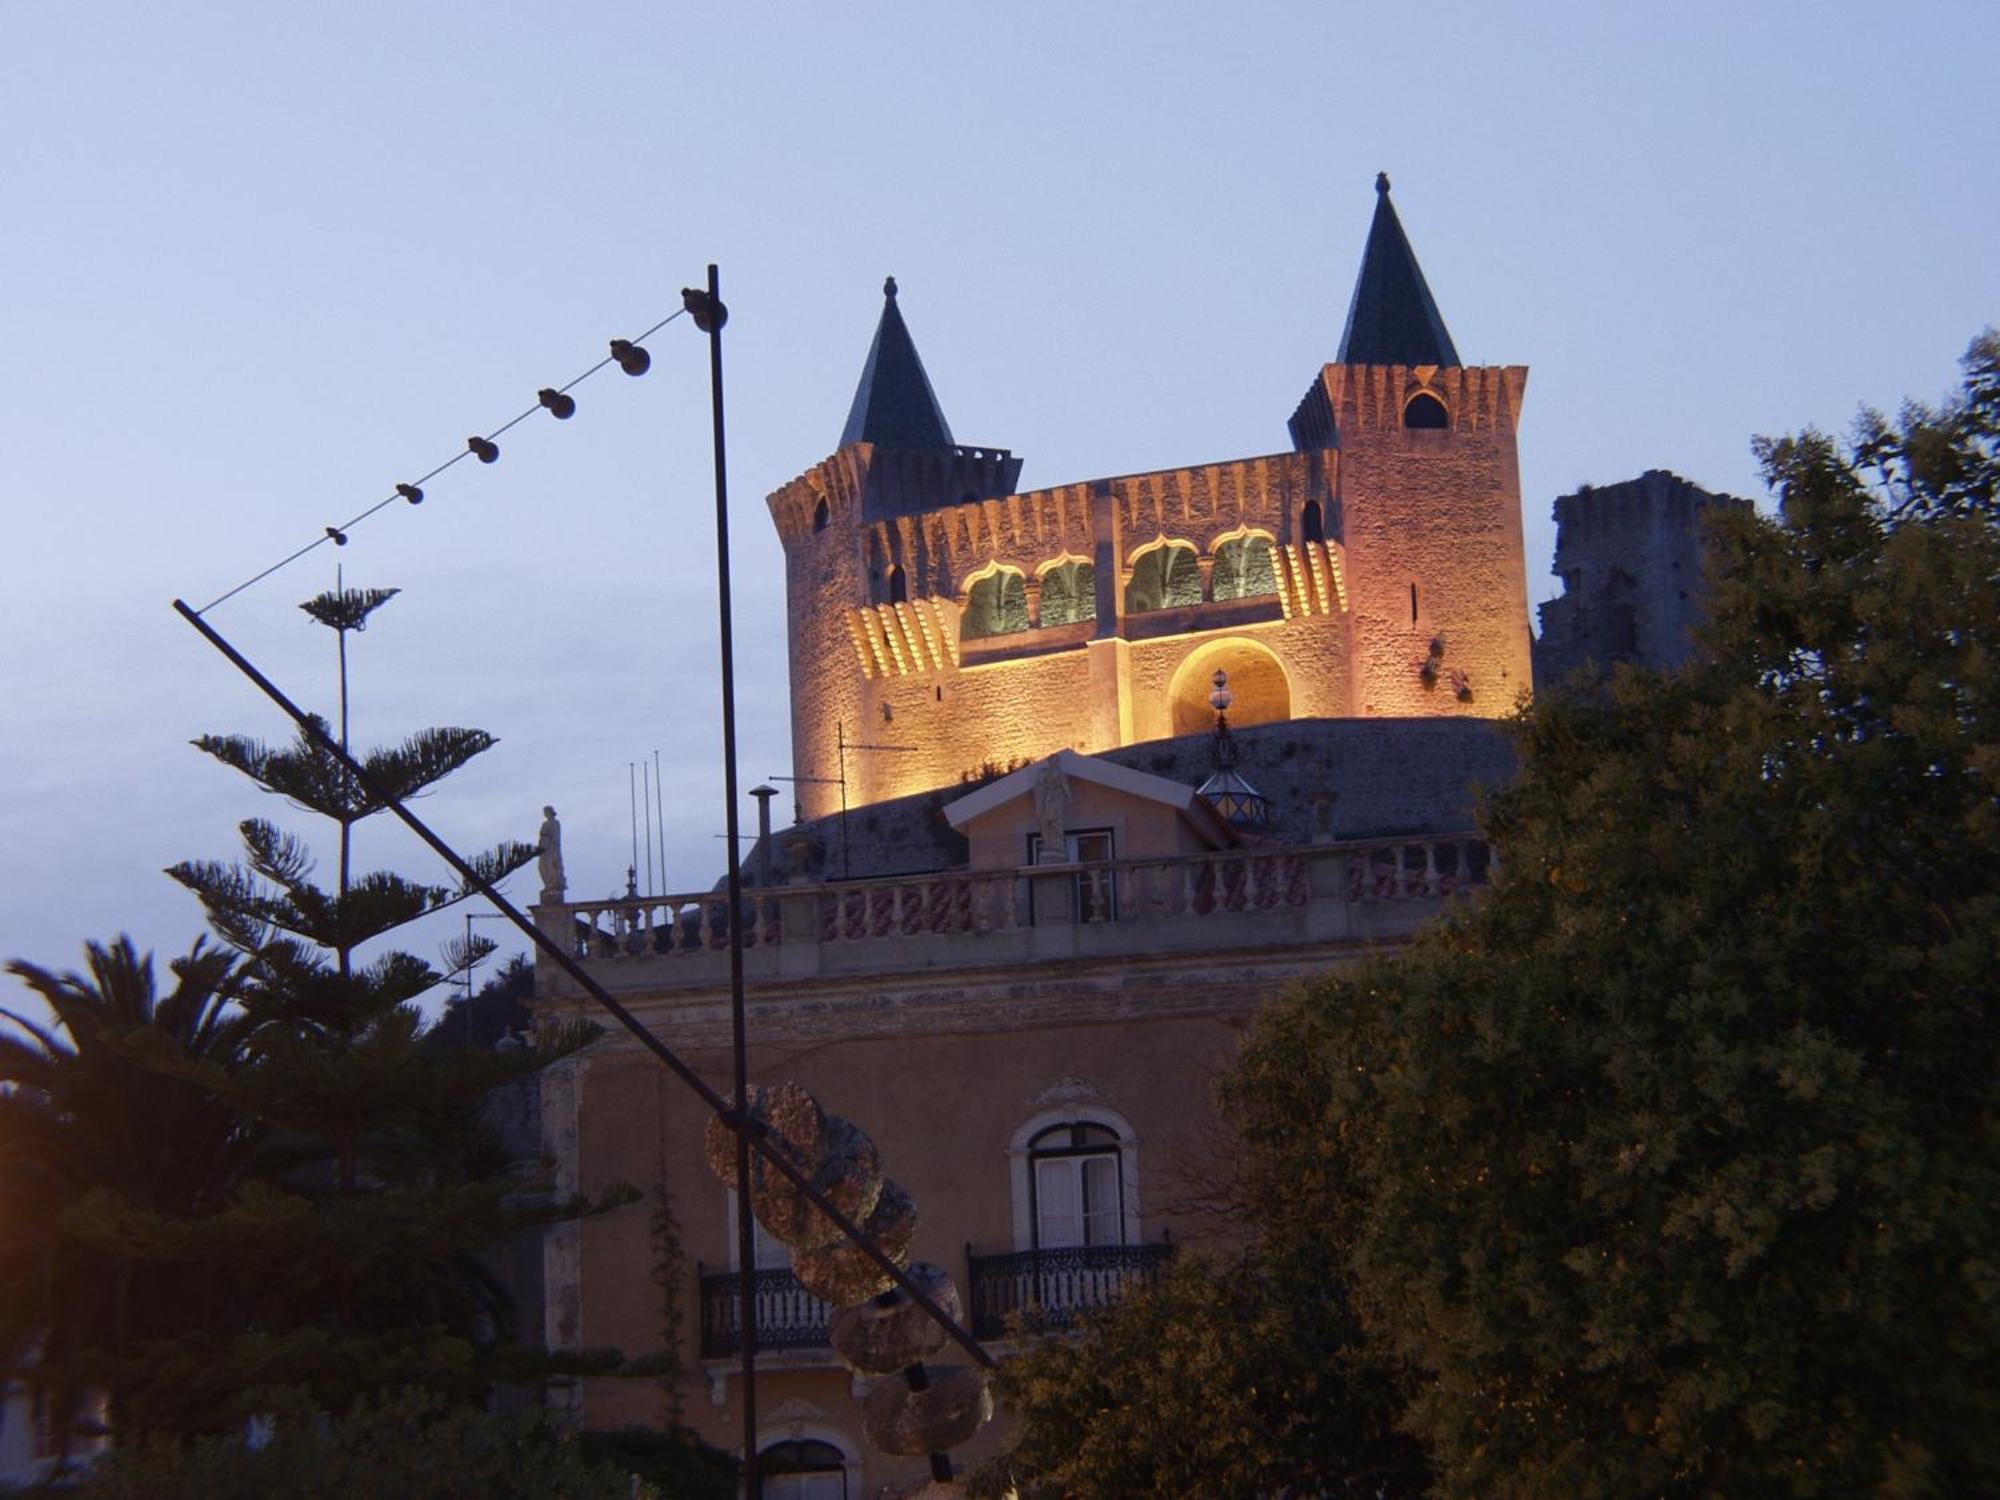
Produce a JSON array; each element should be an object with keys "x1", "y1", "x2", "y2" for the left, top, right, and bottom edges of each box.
[
  {"x1": 795, "y1": 1179, "x2": 919, "y2": 1306},
  {"x1": 862, "y1": 1364, "x2": 992, "y2": 1457},
  {"x1": 704, "y1": 1081, "x2": 991, "y2": 1482},
  {"x1": 828, "y1": 1259, "x2": 957, "y2": 1374}
]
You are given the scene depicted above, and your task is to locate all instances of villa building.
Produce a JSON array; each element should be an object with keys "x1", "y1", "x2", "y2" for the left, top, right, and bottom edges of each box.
[{"x1": 526, "y1": 176, "x2": 1679, "y2": 1495}]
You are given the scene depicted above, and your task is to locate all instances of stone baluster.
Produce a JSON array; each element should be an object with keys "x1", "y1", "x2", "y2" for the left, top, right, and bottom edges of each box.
[{"x1": 1423, "y1": 842, "x2": 1440, "y2": 898}]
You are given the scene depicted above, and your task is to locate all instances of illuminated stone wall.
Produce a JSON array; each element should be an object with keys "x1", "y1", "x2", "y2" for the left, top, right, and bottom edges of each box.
[
  {"x1": 768, "y1": 364, "x2": 1533, "y2": 819},
  {"x1": 1319, "y1": 363, "x2": 1535, "y2": 717}
]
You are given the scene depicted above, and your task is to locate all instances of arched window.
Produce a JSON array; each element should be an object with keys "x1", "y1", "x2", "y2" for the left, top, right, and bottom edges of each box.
[
  {"x1": 1124, "y1": 543, "x2": 1201, "y2": 614},
  {"x1": 1008, "y1": 1103, "x2": 1141, "y2": 1252},
  {"x1": 761, "y1": 1438, "x2": 849, "y2": 1499},
  {"x1": 1211, "y1": 534, "x2": 1277, "y2": 601},
  {"x1": 1301, "y1": 499, "x2": 1325, "y2": 545},
  {"x1": 1038, "y1": 560, "x2": 1096, "y2": 627},
  {"x1": 961, "y1": 569, "x2": 1030, "y2": 639},
  {"x1": 1403, "y1": 392, "x2": 1449, "y2": 429},
  {"x1": 1029, "y1": 1121, "x2": 1125, "y2": 1248},
  {"x1": 885, "y1": 564, "x2": 907, "y2": 604},
  {"x1": 812, "y1": 498, "x2": 830, "y2": 532}
]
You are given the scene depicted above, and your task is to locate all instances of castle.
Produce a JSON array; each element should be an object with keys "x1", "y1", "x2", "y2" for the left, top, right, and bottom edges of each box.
[
  {"x1": 769, "y1": 172, "x2": 1533, "y2": 821},
  {"x1": 525, "y1": 178, "x2": 1739, "y2": 1495}
]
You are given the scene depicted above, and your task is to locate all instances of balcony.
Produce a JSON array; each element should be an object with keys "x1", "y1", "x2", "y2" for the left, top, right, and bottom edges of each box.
[
  {"x1": 697, "y1": 1266, "x2": 829, "y2": 1360},
  {"x1": 534, "y1": 835, "x2": 1490, "y2": 996},
  {"x1": 697, "y1": 1242, "x2": 1178, "y2": 1358},
  {"x1": 964, "y1": 1242, "x2": 1175, "y2": 1340}
]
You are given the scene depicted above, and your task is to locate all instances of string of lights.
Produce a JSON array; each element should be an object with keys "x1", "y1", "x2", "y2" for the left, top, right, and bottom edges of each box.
[{"x1": 194, "y1": 307, "x2": 688, "y2": 615}]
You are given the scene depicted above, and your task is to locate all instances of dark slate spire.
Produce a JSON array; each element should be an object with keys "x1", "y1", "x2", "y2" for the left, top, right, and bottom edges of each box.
[
  {"x1": 839, "y1": 276, "x2": 956, "y2": 451},
  {"x1": 1336, "y1": 173, "x2": 1461, "y2": 367}
]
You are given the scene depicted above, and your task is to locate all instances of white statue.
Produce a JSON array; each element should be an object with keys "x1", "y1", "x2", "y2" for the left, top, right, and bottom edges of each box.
[
  {"x1": 538, "y1": 805, "x2": 566, "y2": 900},
  {"x1": 1033, "y1": 760, "x2": 1069, "y2": 863}
]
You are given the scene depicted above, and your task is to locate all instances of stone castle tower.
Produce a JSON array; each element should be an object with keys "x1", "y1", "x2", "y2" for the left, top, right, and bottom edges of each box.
[
  {"x1": 1534, "y1": 469, "x2": 1749, "y2": 685},
  {"x1": 767, "y1": 176, "x2": 1534, "y2": 820}
]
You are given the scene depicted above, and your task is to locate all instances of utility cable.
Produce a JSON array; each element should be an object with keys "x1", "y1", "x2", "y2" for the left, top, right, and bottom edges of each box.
[{"x1": 195, "y1": 307, "x2": 687, "y2": 615}]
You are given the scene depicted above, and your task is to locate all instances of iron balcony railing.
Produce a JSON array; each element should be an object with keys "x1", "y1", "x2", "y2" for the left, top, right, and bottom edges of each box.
[
  {"x1": 696, "y1": 1265, "x2": 830, "y2": 1359},
  {"x1": 964, "y1": 1241, "x2": 1175, "y2": 1340}
]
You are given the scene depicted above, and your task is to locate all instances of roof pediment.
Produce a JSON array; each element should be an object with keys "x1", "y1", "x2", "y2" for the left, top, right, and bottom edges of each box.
[{"x1": 944, "y1": 749, "x2": 1237, "y2": 847}]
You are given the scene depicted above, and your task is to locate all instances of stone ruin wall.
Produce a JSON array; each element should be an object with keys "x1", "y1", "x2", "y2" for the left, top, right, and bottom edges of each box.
[{"x1": 1533, "y1": 469, "x2": 1751, "y2": 686}]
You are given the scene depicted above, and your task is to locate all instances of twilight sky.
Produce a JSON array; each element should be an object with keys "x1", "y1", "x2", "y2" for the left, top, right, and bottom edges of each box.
[{"x1": 3, "y1": 2, "x2": 1994, "y2": 1010}]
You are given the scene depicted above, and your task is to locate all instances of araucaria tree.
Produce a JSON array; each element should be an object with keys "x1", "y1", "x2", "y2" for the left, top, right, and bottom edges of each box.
[
  {"x1": 0, "y1": 581, "x2": 592, "y2": 1441},
  {"x1": 144, "y1": 583, "x2": 565, "y2": 1428},
  {"x1": 983, "y1": 332, "x2": 2000, "y2": 1498}
]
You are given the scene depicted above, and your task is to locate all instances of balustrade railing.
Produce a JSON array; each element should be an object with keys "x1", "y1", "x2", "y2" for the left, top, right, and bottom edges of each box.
[
  {"x1": 560, "y1": 890, "x2": 782, "y2": 961},
  {"x1": 548, "y1": 836, "x2": 1489, "y2": 963},
  {"x1": 696, "y1": 1266, "x2": 830, "y2": 1359},
  {"x1": 964, "y1": 1242, "x2": 1175, "y2": 1339}
]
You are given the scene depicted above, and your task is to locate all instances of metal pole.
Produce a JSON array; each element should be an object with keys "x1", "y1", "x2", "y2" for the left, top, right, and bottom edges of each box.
[
  {"x1": 170, "y1": 598, "x2": 993, "y2": 1373},
  {"x1": 693, "y1": 263, "x2": 760, "y2": 1500}
]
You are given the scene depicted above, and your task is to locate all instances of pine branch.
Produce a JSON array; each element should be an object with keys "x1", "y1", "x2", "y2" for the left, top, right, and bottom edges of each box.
[
  {"x1": 360, "y1": 728, "x2": 500, "y2": 805},
  {"x1": 300, "y1": 586, "x2": 401, "y2": 634},
  {"x1": 192, "y1": 721, "x2": 363, "y2": 822},
  {"x1": 237, "y1": 818, "x2": 317, "y2": 893}
]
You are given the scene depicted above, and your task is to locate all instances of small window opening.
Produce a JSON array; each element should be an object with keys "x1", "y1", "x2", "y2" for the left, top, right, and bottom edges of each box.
[
  {"x1": 811, "y1": 498, "x2": 830, "y2": 532},
  {"x1": 1403, "y1": 392, "x2": 1449, "y2": 429},
  {"x1": 962, "y1": 570, "x2": 1030, "y2": 639},
  {"x1": 885, "y1": 564, "x2": 907, "y2": 604},
  {"x1": 1410, "y1": 582, "x2": 1419, "y2": 623},
  {"x1": 1302, "y1": 499, "x2": 1325, "y2": 545},
  {"x1": 1212, "y1": 535, "x2": 1278, "y2": 601},
  {"x1": 1124, "y1": 543, "x2": 1202, "y2": 614},
  {"x1": 1038, "y1": 560, "x2": 1097, "y2": 626}
]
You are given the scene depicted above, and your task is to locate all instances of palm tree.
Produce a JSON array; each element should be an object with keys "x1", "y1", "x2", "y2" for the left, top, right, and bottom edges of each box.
[{"x1": 0, "y1": 938, "x2": 260, "y2": 1448}]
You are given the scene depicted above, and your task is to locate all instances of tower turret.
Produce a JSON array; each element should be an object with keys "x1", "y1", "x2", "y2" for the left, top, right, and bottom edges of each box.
[
  {"x1": 1338, "y1": 172, "x2": 1462, "y2": 368},
  {"x1": 1290, "y1": 175, "x2": 1534, "y2": 718},
  {"x1": 768, "y1": 279, "x2": 1022, "y2": 819},
  {"x1": 840, "y1": 277, "x2": 956, "y2": 451}
]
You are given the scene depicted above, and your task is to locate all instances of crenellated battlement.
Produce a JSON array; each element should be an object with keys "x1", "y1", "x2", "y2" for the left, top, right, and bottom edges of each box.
[
  {"x1": 1291, "y1": 363, "x2": 1528, "y2": 447},
  {"x1": 767, "y1": 180, "x2": 1535, "y2": 818}
]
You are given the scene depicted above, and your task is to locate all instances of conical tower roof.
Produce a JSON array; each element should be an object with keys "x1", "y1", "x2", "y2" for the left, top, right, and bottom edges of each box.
[
  {"x1": 840, "y1": 276, "x2": 956, "y2": 451},
  {"x1": 1337, "y1": 174, "x2": 1461, "y2": 367}
]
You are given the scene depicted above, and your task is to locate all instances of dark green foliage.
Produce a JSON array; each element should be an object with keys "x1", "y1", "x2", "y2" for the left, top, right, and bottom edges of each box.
[
  {"x1": 573, "y1": 1425, "x2": 739, "y2": 1499},
  {"x1": 50, "y1": 1390, "x2": 703, "y2": 1500},
  {"x1": 2, "y1": 585, "x2": 616, "y2": 1447},
  {"x1": 968, "y1": 1250, "x2": 1424, "y2": 1499},
  {"x1": 1221, "y1": 337, "x2": 2000, "y2": 1497},
  {"x1": 0, "y1": 941, "x2": 256, "y2": 1453},
  {"x1": 1849, "y1": 329, "x2": 1998, "y2": 522},
  {"x1": 979, "y1": 334, "x2": 2000, "y2": 1497}
]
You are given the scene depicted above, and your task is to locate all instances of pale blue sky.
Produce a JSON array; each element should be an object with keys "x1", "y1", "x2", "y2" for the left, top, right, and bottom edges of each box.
[{"x1": 2, "y1": 2, "x2": 1994, "y2": 1001}]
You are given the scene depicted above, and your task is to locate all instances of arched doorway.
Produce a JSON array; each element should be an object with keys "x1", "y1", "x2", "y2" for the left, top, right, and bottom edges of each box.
[{"x1": 1168, "y1": 639, "x2": 1291, "y2": 737}]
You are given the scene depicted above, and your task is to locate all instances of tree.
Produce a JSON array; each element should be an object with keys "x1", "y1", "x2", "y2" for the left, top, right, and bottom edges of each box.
[
  {"x1": 55, "y1": 1389, "x2": 736, "y2": 1500},
  {"x1": 1, "y1": 587, "x2": 651, "y2": 1448},
  {"x1": 136, "y1": 585, "x2": 571, "y2": 1424},
  {"x1": 977, "y1": 333, "x2": 2000, "y2": 1496},
  {"x1": 0, "y1": 940, "x2": 257, "y2": 1455},
  {"x1": 967, "y1": 1249, "x2": 1423, "y2": 1499},
  {"x1": 1222, "y1": 332, "x2": 2000, "y2": 1496}
]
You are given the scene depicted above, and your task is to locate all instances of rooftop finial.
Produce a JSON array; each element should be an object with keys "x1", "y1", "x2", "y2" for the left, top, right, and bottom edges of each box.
[
  {"x1": 1376, "y1": 171, "x2": 1390, "y2": 196},
  {"x1": 884, "y1": 275, "x2": 898, "y2": 299}
]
